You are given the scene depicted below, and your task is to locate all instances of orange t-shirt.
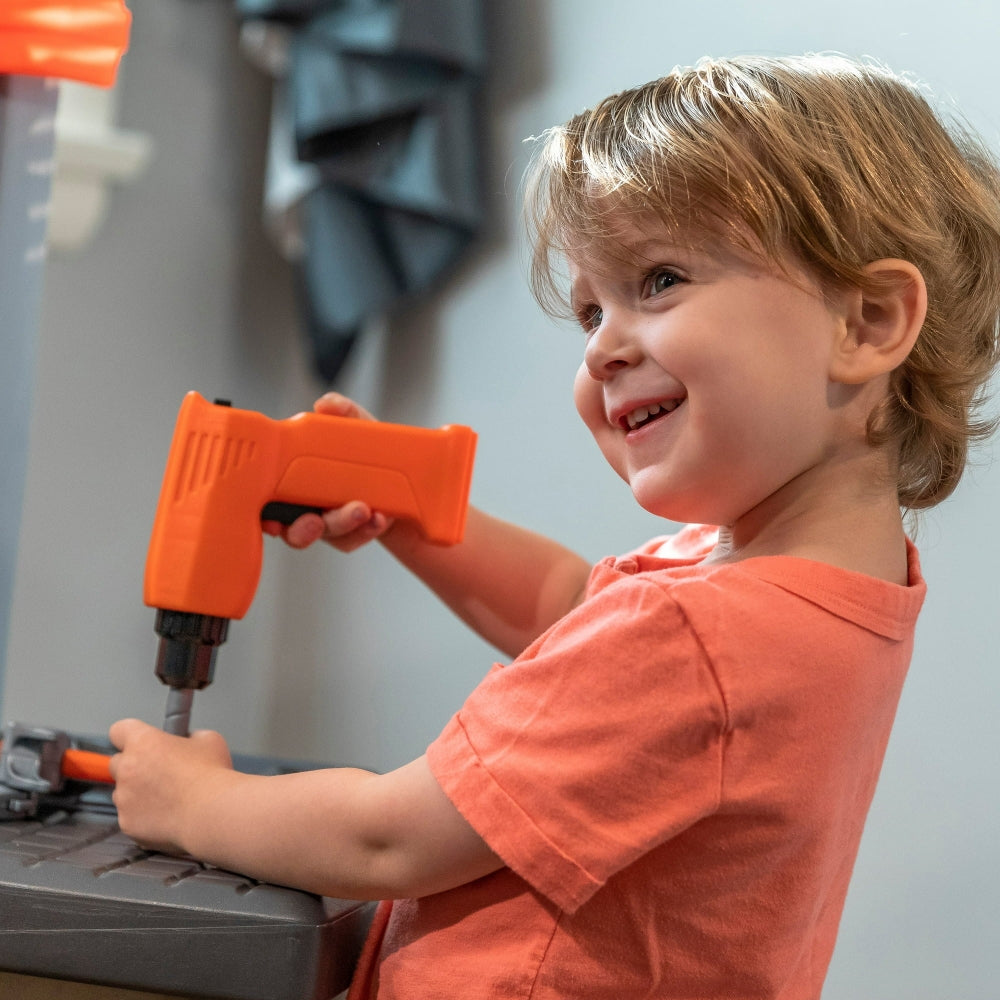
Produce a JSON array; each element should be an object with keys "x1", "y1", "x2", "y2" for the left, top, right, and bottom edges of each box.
[{"x1": 353, "y1": 526, "x2": 926, "y2": 999}]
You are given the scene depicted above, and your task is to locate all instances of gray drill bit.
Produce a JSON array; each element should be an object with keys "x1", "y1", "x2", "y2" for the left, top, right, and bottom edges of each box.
[{"x1": 163, "y1": 688, "x2": 194, "y2": 737}]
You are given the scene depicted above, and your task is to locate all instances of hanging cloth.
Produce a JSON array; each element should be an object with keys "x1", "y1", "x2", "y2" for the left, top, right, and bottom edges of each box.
[{"x1": 236, "y1": 0, "x2": 485, "y2": 382}]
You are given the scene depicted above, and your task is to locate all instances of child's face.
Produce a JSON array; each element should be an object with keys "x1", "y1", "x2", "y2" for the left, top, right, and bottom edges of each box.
[{"x1": 570, "y1": 219, "x2": 856, "y2": 528}]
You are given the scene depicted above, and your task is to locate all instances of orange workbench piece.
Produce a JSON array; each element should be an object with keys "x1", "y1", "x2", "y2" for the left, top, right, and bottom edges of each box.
[{"x1": 0, "y1": 0, "x2": 131, "y2": 88}]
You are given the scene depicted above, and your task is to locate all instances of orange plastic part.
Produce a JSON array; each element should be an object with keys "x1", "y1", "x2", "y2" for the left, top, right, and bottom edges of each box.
[
  {"x1": 0, "y1": 739, "x2": 114, "y2": 785},
  {"x1": 0, "y1": 1, "x2": 131, "y2": 88},
  {"x1": 61, "y1": 747, "x2": 114, "y2": 784},
  {"x1": 144, "y1": 392, "x2": 477, "y2": 621}
]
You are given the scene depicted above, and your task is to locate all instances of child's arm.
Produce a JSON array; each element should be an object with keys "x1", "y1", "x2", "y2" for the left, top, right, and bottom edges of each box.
[
  {"x1": 108, "y1": 719, "x2": 502, "y2": 900},
  {"x1": 379, "y1": 507, "x2": 591, "y2": 659},
  {"x1": 267, "y1": 393, "x2": 592, "y2": 659}
]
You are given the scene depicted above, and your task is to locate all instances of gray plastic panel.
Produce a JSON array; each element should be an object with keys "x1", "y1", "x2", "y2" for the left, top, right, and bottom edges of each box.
[{"x1": 0, "y1": 810, "x2": 374, "y2": 999}]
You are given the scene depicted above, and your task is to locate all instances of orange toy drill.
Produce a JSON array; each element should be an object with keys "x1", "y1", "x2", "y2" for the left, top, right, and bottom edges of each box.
[{"x1": 144, "y1": 392, "x2": 477, "y2": 735}]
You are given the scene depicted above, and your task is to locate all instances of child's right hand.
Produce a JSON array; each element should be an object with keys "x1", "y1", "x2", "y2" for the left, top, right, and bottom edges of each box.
[{"x1": 261, "y1": 392, "x2": 395, "y2": 552}]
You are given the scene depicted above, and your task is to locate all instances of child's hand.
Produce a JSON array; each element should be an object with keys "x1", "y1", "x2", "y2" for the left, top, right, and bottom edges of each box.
[
  {"x1": 109, "y1": 719, "x2": 233, "y2": 856},
  {"x1": 260, "y1": 392, "x2": 395, "y2": 552}
]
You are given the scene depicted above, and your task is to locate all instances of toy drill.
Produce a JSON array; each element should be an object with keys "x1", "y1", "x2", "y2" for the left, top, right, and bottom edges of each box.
[{"x1": 144, "y1": 391, "x2": 477, "y2": 736}]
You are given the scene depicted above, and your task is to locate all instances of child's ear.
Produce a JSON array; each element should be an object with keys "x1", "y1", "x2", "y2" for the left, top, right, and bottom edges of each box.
[{"x1": 829, "y1": 259, "x2": 927, "y2": 385}]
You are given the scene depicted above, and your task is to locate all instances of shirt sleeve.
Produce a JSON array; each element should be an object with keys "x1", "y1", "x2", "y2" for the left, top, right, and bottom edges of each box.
[{"x1": 426, "y1": 575, "x2": 728, "y2": 912}]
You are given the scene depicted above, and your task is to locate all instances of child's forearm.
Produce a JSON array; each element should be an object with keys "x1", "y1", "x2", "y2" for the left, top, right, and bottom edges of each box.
[
  {"x1": 110, "y1": 722, "x2": 501, "y2": 901},
  {"x1": 380, "y1": 506, "x2": 592, "y2": 658},
  {"x1": 183, "y1": 766, "x2": 481, "y2": 899},
  {"x1": 178, "y1": 766, "x2": 390, "y2": 897}
]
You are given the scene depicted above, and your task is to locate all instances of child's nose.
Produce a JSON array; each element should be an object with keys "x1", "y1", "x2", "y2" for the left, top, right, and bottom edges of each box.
[{"x1": 583, "y1": 316, "x2": 642, "y2": 380}]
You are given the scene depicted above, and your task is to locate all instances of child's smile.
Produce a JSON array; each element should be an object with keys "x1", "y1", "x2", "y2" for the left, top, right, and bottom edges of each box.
[{"x1": 618, "y1": 395, "x2": 685, "y2": 433}]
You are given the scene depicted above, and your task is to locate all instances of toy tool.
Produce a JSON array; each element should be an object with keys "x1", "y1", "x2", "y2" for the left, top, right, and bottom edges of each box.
[
  {"x1": 144, "y1": 391, "x2": 477, "y2": 735},
  {"x1": 0, "y1": 723, "x2": 113, "y2": 819}
]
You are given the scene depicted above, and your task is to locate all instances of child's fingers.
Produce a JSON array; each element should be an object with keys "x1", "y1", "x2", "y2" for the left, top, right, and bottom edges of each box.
[
  {"x1": 281, "y1": 513, "x2": 327, "y2": 549},
  {"x1": 320, "y1": 501, "x2": 372, "y2": 537},
  {"x1": 314, "y1": 392, "x2": 376, "y2": 421},
  {"x1": 326, "y1": 504, "x2": 392, "y2": 552},
  {"x1": 322, "y1": 506, "x2": 394, "y2": 552},
  {"x1": 263, "y1": 507, "x2": 366, "y2": 548},
  {"x1": 263, "y1": 505, "x2": 392, "y2": 551},
  {"x1": 109, "y1": 717, "x2": 146, "y2": 754}
]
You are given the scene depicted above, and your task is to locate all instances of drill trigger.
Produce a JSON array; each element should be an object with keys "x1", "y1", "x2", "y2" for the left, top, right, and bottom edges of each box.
[{"x1": 260, "y1": 501, "x2": 326, "y2": 525}]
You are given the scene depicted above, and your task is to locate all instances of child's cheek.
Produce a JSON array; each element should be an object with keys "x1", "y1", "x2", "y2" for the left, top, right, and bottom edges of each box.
[{"x1": 573, "y1": 363, "x2": 604, "y2": 428}]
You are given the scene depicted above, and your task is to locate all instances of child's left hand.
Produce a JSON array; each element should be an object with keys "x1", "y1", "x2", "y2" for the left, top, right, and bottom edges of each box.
[{"x1": 109, "y1": 719, "x2": 233, "y2": 856}]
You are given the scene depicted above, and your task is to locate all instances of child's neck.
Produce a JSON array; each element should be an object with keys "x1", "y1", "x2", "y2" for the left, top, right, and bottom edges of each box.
[{"x1": 707, "y1": 452, "x2": 910, "y2": 585}]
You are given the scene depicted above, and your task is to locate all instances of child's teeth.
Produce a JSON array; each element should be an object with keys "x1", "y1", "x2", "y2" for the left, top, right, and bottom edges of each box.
[{"x1": 627, "y1": 402, "x2": 663, "y2": 429}]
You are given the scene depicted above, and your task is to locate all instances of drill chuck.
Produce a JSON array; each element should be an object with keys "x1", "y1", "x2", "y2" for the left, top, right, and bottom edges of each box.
[{"x1": 154, "y1": 610, "x2": 229, "y2": 691}]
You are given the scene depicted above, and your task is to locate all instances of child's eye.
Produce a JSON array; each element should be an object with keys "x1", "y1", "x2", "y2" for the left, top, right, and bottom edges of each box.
[
  {"x1": 649, "y1": 269, "x2": 682, "y2": 295},
  {"x1": 578, "y1": 305, "x2": 604, "y2": 333}
]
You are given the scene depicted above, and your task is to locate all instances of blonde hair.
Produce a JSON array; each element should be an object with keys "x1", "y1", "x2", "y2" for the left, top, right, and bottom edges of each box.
[{"x1": 526, "y1": 54, "x2": 1000, "y2": 510}]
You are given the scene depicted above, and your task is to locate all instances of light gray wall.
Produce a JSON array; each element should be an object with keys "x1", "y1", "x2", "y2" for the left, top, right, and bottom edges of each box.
[
  {"x1": 0, "y1": 77, "x2": 58, "y2": 728},
  {"x1": 4, "y1": 1, "x2": 998, "y2": 996}
]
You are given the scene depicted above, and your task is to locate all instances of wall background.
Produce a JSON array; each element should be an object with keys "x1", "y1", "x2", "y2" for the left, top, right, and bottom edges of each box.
[{"x1": 4, "y1": 1, "x2": 998, "y2": 996}]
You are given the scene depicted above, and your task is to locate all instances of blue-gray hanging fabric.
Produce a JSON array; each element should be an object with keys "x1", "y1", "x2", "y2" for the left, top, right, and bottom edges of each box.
[{"x1": 236, "y1": 0, "x2": 485, "y2": 381}]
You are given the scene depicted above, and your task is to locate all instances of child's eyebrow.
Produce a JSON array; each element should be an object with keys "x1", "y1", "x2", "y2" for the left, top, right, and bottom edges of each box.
[
  {"x1": 626, "y1": 236, "x2": 713, "y2": 263},
  {"x1": 622, "y1": 237, "x2": 672, "y2": 257},
  {"x1": 613, "y1": 235, "x2": 702, "y2": 268}
]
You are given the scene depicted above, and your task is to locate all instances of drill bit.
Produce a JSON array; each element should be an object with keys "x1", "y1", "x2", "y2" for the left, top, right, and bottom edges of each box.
[{"x1": 163, "y1": 688, "x2": 194, "y2": 737}]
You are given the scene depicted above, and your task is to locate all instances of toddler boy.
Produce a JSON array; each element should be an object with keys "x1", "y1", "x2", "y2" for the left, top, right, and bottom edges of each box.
[{"x1": 111, "y1": 54, "x2": 1000, "y2": 998}]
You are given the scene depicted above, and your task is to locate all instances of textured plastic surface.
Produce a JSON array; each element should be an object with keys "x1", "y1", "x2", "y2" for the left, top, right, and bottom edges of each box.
[
  {"x1": 145, "y1": 391, "x2": 477, "y2": 619},
  {"x1": 0, "y1": 751, "x2": 376, "y2": 999},
  {"x1": 0, "y1": 1, "x2": 131, "y2": 88}
]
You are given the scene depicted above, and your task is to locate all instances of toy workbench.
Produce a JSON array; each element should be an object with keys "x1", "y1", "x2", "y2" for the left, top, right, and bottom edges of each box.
[{"x1": 0, "y1": 756, "x2": 375, "y2": 999}]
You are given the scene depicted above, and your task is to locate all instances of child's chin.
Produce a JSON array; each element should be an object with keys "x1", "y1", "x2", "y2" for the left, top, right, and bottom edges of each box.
[
  {"x1": 631, "y1": 486, "x2": 688, "y2": 524},
  {"x1": 630, "y1": 479, "x2": 722, "y2": 527}
]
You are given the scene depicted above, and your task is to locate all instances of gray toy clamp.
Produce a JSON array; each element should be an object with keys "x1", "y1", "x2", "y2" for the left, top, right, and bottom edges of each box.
[{"x1": 0, "y1": 722, "x2": 73, "y2": 818}]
